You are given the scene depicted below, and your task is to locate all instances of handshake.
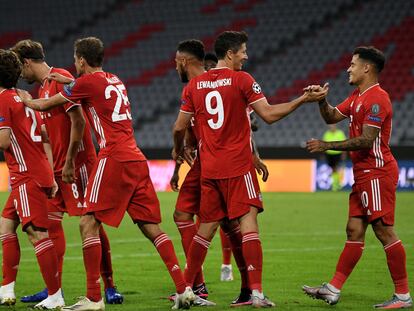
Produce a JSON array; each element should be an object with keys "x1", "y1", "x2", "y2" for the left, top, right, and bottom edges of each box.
[{"x1": 302, "y1": 82, "x2": 329, "y2": 103}]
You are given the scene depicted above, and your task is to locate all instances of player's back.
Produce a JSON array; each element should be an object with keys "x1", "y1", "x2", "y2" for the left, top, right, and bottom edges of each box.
[
  {"x1": 0, "y1": 88, "x2": 53, "y2": 188},
  {"x1": 39, "y1": 67, "x2": 96, "y2": 175},
  {"x1": 61, "y1": 71, "x2": 145, "y2": 162},
  {"x1": 185, "y1": 67, "x2": 264, "y2": 179}
]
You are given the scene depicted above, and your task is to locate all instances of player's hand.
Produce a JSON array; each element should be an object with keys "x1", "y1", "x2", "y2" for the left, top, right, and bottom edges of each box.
[
  {"x1": 302, "y1": 83, "x2": 329, "y2": 102},
  {"x1": 16, "y1": 89, "x2": 32, "y2": 103},
  {"x1": 171, "y1": 148, "x2": 184, "y2": 164},
  {"x1": 306, "y1": 138, "x2": 328, "y2": 153},
  {"x1": 48, "y1": 72, "x2": 74, "y2": 84},
  {"x1": 183, "y1": 146, "x2": 196, "y2": 167},
  {"x1": 170, "y1": 171, "x2": 180, "y2": 192},
  {"x1": 49, "y1": 179, "x2": 59, "y2": 198},
  {"x1": 62, "y1": 159, "x2": 76, "y2": 184},
  {"x1": 253, "y1": 154, "x2": 269, "y2": 182}
]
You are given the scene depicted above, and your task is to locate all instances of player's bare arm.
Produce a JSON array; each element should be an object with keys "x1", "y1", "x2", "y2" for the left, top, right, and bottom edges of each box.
[
  {"x1": 170, "y1": 162, "x2": 181, "y2": 192},
  {"x1": 0, "y1": 128, "x2": 11, "y2": 150},
  {"x1": 63, "y1": 106, "x2": 86, "y2": 183},
  {"x1": 251, "y1": 87, "x2": 327, "y2": 124},
  {"x1": 318, "y1": 98, "x2": 347, "y2": 124},
  {"x1": 18, "y1": 89, "x2": 67, "y2": 111},
  {"x1": 251, "y1": 136, "x2": 269, "y2": 182},
  {"x1": 41, "y1": 124, "x2": 58, "y2": 198},
  {"x1": 172, "y1": 111, "x2": 193, "y2": 164},
  {"x1": 307, "y1": 125, "x2": 380, "y2": 153}
]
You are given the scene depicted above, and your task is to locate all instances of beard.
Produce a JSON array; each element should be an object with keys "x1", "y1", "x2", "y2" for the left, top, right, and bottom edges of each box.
[{"x1": 180, "y1": 71, "x2": 189, "y2": 83}]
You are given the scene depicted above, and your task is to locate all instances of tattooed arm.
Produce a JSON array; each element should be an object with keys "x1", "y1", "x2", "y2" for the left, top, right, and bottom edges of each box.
[{"x1": 307, "y1": 125, "x2": 379, "y2": 152}]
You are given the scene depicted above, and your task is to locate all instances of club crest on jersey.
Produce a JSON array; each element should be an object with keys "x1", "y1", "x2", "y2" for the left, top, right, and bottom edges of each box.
[
  {"x1": 252, "y1": 82, "x2": 261, "y2": 94},
  {"x1": 63, "y1": 80, "x2": 76, "y2": 96},
  {"x1": 371, "y1": 104, "x2": 380, "y2": 115},
  {"x1": 0, "y1": 117, "x2": 5, "y2": 122},
  {"x1": 356, "y1": 103, "x2": 362, "y2": 113}
]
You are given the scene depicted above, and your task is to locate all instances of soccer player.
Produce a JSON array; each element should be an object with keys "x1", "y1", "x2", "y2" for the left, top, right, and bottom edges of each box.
[
  {"x1": 303, "y1": 46, "x2": 412, "y2": 309},
  {"x1": 11, "y1": 39, "x2": 123, "y2": 305},
  {"x1": 19, "y1": 37, "x2": 194, "y2": 310},
  {"x1": 172, "y1": 31, "x2": 325, "y2": 308},
  {"x1": 0, "y1": 49, "x2": 64, "y2": 309}
]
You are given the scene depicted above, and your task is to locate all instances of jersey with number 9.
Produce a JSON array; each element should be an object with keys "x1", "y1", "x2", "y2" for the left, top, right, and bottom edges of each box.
[
  {"x1": 180, "y1": 67, "x2": 265, "y2": 179},
  {"x1": 0, "y1": 88, "x2": 53, "y2": 188},
  {"x1": 60, "y1": 71, "x2": 145, "y2": 162}
]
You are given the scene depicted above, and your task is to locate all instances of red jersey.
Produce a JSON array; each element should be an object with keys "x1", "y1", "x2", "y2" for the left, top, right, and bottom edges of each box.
[
  {"x1": 38, "y1": 67, "x2": 96, "y2": 176},
  {"x1": 336, "y1": 84, "x2": 398, "y2": 182},
  {"x1": 0, "y1": 88, "x2": 53, "y2": 188},
  {"x1": 60, "y1": 71, "x2": 145, "y2": 162},
  {"x1": 180, "y1": 67, "x2": 264, "y2": 179}
]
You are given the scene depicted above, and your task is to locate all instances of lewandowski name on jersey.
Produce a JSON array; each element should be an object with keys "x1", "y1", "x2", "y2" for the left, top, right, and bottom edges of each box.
[{"x1": 197, "y1": 78, "x2": 232, "y2": 89}]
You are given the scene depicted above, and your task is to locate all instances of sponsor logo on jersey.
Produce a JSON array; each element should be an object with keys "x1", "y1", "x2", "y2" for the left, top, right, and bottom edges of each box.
[
  {"x1": 371, "y1": 104, "x2": 380, "y2": 115},
  {"x1": 63, "y1": 80, "x2": 76, "y2": 96},
  {"x1": 252, "y1": 82, "x2": 261, "y2": 94},
  {"x1": 368, "y1": 115, "x2": 382, "y2": 123},
  {"x1": 14, "y1": 96, "x2": 22, "y2": 102}
]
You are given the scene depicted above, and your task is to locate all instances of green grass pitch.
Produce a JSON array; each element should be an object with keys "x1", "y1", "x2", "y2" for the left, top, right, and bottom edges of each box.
[{"x1": 2, "y1": 191, "x2": 413, "y2": 310}]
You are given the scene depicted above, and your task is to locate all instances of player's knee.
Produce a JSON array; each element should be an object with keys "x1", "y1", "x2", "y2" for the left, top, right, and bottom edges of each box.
[
  {"x1": 26, "y1": 225, "x2": 48, "y2": 245},
  {"x1": 372, "y1": 222, "x2": 397, "y2": 245},
  {"x1": 137, "y1": 222, "x2": 162, "y2": 242},
  {"x1": 197, "y1": 222, "x2": 219, "y2": 240},
  {"x1": 0, "y1": 217, "x2": 17, "y2": 235},
  {"x1": 79, "y1": 214, "x2": 100, "y2": 239},
  {"x1": 173, "y1": 210, "x2": 193, "y2": 222},
  {"x1": 345, "y1": 225, "x2": 364, "y2": 241}
]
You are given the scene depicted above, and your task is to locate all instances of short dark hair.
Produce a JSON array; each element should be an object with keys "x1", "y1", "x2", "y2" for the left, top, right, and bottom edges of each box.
[
  {"x1": 353, "y1": 46, "x2": 385, "y2": 73},
  {"x1": 214, "y1": 31, "x2": 248, "y2": 59},
  {"x1": 0, "y1": 49, "x2": 22, "y2": 88},
  {"x1": 11, "y1": 39, "x2": 45, "y2": 63},
  {"x1": 74, "y1": 37, "x2": 104, "y2": 67},
  {"x1": 177, "y1": 39, "x2": 205, "y2": 61},
  {"x1": 204, "y1": 52, "x2": 218, "y2": 63}
]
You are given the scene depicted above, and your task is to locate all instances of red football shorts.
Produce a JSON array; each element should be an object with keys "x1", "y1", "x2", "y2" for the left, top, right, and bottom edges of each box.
[
  {"x1": 349, "y1": 174, "x2": 397, "y2": 225},
  {"x1": 199, "y1": 165, "x2": 263, "y2": 222},
  {"x1": 2, "y1": 180, "x2": 50, "y2": 231},
  {"x1": 48, "y1": 160, "x2": 95, "y2": 216},
  {"x1": 175, "y1": 158, "x2": 201, "y2": 215},
  {"x1": 84, "y1": 157, "x2": 160, "y2": 227}
]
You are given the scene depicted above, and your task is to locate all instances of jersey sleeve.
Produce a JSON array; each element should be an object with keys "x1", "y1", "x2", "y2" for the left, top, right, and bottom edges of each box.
[
  {"x1": 335, "y1": 95, "x2": 353, "y2": 117},
  {"x1": 59, "y1": 76, "x2": 90, "y2": 106},
  {"x1": 362, "y1": 94, "x2": 389, "y2": 129},
  {"x1": 238, "y1": 72, "x2": 265, "y2": 106},
  {"x1": 180, "y1": 85, "x2": 194, "y2": 114},
  {"x1": 0, "y1": 97, "x2": 13, "y2": 129},
  {"x1": 55, "y1": 71, "x2": 81, "y2": 112}
]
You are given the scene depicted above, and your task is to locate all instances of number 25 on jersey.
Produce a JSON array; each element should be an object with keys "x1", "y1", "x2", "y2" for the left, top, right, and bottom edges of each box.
[{"x1": 105, "y1": 84, "x2": 132, "y2": 122}]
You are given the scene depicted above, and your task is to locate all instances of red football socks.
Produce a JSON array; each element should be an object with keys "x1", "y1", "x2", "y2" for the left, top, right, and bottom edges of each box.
[
  {"x1": 220, "y1": 228, "x2": 232, "y2": 265},
  {"x1": 384, "y1": 240, "x2": 410, "y2": 294},
  {"x1": 0, "y1": 233, "x2": 20, "y2": 285},
  {"x1": 184, "y1": 234, "x2": 211, "y2": 288},
  {"x1": 34, "y1": 238, "x2": 60, "y2": 295},
  {"x1": 242, "y1": 232, "x2": 262, "y2": 292},
  {"x1": 99, "y1": 226, "x2": 114, "y2": 289},
  {"x1": 226, "y1": 226, "x2": 249, "y2": 289},
  {"x1": 82, "y1": 237, "x2": 102, "y2": 302},
  {"x1": 48, "y1": 215, "x2": 65, "y2": 287},
  {"x1": 175, "y1": 220, "x2": 204, "y2": 286},
  {"x1": 330, "y1": 241, "x2": 364, "y2": 289},
  {"x1": 154, "y1": 233, "x2": 186, "y2": 294}
]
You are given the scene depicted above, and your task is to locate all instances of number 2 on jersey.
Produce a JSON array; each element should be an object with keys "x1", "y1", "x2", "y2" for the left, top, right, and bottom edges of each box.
[
  {"x1": 105, "y1": 84, "x2": 132, "y2": 122},
  {"x1": 24, "y1": 107, "x2": 42, "y2": 142},
  {"x1": 205, "y1": 90, "x2": 224, "y2": 129}
]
